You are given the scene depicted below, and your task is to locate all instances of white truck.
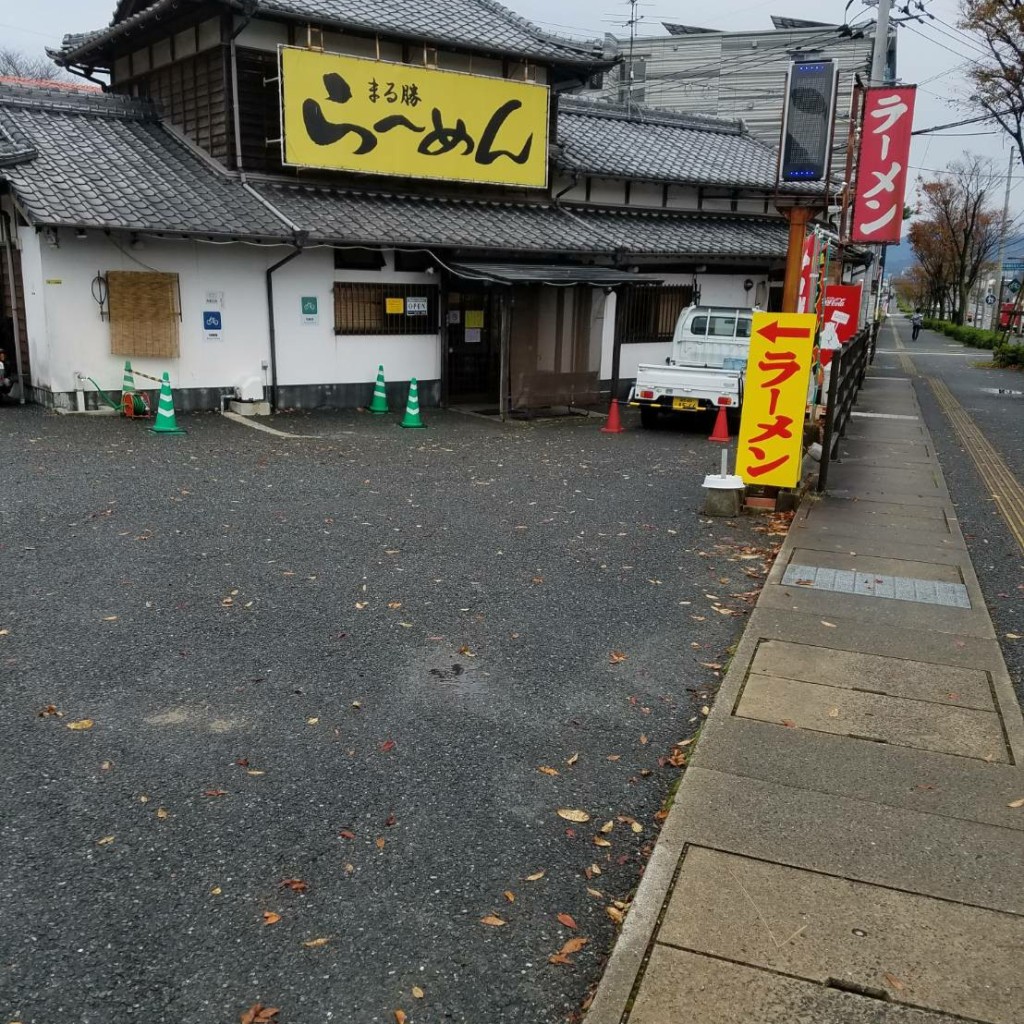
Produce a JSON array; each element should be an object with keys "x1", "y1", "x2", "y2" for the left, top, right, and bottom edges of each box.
[{"x1": 628, "y1": 305, "x2": 755, "y2": 428}]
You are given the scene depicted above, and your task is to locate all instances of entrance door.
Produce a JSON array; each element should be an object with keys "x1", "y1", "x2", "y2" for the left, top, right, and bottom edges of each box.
[{"x1": 446, "y1": 290, "x2": 499, "y2": 404}]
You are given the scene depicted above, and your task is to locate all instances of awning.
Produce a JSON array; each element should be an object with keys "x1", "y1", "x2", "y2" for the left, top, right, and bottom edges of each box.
[{"x1": 446, "y1": 262, "x2": 664, "y2": 286}]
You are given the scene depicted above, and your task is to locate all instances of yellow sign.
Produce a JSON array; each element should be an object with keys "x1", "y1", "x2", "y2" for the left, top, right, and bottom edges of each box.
[
  {"x1": 280, "y1": 48, "x2": 550, "y2": 188},
  {"x1": 465, "y1": 310, "x2": 485, "y2": 329},
  {"x1": 736, "y1": 312, "x2": 816, "y2": 488},
  {"x1": 385, "y1": 297, "x2": 405, "y2": 314}
]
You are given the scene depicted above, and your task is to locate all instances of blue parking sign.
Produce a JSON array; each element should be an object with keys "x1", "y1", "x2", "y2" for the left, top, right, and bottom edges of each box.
[{"x1": 204, "y1": 311, "x2": 222, "y2": 331}]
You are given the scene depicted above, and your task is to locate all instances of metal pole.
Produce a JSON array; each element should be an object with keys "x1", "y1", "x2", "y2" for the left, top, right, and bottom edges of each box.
[
  {"x1": 870, "y1": 0, "x2": 891, "y2": 85},
  {"x1": 994, "y1": 147, "x2": 1014, "y2": 331}
]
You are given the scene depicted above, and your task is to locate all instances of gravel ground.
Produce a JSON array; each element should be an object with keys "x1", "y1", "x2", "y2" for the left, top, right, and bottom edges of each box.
[
  {"x1": 880, "y1": 318, "x2": 1024, "y2": 706},
  {"x1": 0, "y1": 404, "x2": 782, "y2": 1024}
]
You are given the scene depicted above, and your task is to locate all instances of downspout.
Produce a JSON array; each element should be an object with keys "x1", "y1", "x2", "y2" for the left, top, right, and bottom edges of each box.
[
  {"x1": 266, "y1": 247, "x2": 302, "y2": 412},
  {"x1": 228, "y1": 1, "x2": 259, "y2": 174},
  {"x1": 1, "y1": 209, "x2": 27, "y2": 405}
]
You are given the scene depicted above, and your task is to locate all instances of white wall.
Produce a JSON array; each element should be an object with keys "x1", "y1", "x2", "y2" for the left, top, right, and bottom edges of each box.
[{"x1": 21, "y1": 229, "x2": 440, "y2": 402}]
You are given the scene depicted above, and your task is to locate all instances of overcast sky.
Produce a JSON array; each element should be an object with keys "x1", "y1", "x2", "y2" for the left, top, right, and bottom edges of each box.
[{"x1": 4, "y1": 0, "x2": 1020, "y2": 216}]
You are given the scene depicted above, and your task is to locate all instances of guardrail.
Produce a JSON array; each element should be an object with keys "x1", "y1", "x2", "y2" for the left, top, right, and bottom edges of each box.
[{"x1": 816, "y1": 326, "x2": 871, "y2": 493}]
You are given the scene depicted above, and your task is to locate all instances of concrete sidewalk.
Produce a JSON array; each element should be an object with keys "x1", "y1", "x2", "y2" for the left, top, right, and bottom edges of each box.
[{"x1": 586, "y1": 338, "x2": 1024, "y2": 1023}]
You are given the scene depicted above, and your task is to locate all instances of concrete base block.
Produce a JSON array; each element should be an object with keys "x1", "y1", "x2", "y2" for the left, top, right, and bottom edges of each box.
[
  {"x1": 228, "y1": 399, "x2": 271, "y2": 417},
  {"x1": 702, "y1": 481, "x2": 744, "y2": 517}
]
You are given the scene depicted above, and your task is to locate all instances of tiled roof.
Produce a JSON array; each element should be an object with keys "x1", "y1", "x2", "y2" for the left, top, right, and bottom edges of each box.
[
  {"x1": 53, "y1": 0, "x2": 608, "y2": 67},
  {"x1": 0, "y1": 85, "x2": 290, "y2": 241},
  {"x1": 257, "y1": 182, "x2": 789, "y2": 259},
  {"x1": 556, "y1": 97, "x2": 823, "y2": 195}
]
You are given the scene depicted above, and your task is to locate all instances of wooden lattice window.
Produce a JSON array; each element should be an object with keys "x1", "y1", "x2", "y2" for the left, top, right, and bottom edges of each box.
[
  {"x1": 107, "y1": 271, "x2": 181, "y2": 358},
  {"x1": 334, "y1": 283, "x2": 438, "y2": 336}
]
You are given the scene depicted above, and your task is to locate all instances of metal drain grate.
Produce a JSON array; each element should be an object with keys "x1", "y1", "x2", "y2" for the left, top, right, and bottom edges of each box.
[{"x1": 782, "y1": 564, "x2": 970, "y2": 608}]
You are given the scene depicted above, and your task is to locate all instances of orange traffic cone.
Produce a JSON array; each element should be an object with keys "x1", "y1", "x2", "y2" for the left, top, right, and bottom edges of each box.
[
  {"x1": 601, "y1": 399, "x2": 625, "y2": 434},
  {"x1": 709, "y1": 404, "x2": 730, "y2": 443}
]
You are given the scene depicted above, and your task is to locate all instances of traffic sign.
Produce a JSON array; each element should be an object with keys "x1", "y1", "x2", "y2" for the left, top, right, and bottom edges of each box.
[
  {"x1": 1010, "y1": 280, "x2": 1021, "y2": 295},
  {"x1": 301, "y1": 295, "x2": 319, "y2": 325},
  {"x1": 985, "y1": 294, "x2": 996, "y2": 306}
]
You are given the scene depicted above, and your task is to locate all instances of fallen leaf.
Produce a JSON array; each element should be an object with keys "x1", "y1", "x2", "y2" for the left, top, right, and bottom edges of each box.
[
  {"x1": 96, "y1": 835, "x2": 115, "y2": 846},
  {"x1": 412, "y1": 985, "x2": 425, "y2": 999},
  {"x1": 566, "y1": 752, "x2": 579, "y2": 766},
  {"x1": 556, "y1": 808, "x2": 590, "y2": 823},
  {"x1": 504, "y1": 890, "x2": 516, "y2": 903},
  {"x1": 593, "y1": 836, "x2": 611, "y2": 848},
  {"x1": 376, "y1": 837, "x2": 386, "y2": 850},
  {"x1": 303, "y1": 937, "x2": 330, "y2": 948},
  {"x1": 1006, "y1": 633, "x2": 1021, "y2": 640},
  {"x1": 458, "y1": 644, "x2": 476, "y2": 657},
  {"x1": 606, "y1": 754, "x2": 621, "y2": 762},
  {"x1": 827, "y1": 708, "x2": 840, "y2": 718},
  {"x1": 262, "y1": 911, "x2": 281, "y2": 926},
  {"x1": 780, "y1": 719, "x2": 797, "y2": 728},
  {"x1": 524, "y1": 871, "x2": 545, "y2": 881},
  {"x1": 384, "y1": 813, "x2": 397, "y2": 827},
  {"x1": 203, "y1": 789, "x2": 228, "y2": 798},
  {"x1": 66, "y1": 719, "x2": 94, "y2": 731},
  {"x1": 639, "y1": 733, "x2": 648, "y2": 745},
  {"x1": 380, "y1": 739, "x2": 397, "y2": 753},
  {"x1": 103, "y1": 615, "x2": 119, "y2": 621},
  {"x1": 630, "y1": 821, "x2": 643, "y2": 834},
  {"x1": 599, "y1": 820, "x2": 614, "y2": 834},
  {"x1": 548, "y1": 935, "x2": 589, "y2": 964},
  {"x1": 38, "y1": 704, "x2": 63, "y2": 718},
  {"x1": 480, "y1": 915, "x2": 506, "y2": 927},
  {"x1": 556, "y1": 913, "x2": 578, "y2": 929},
  {"x1": 306, "y1": 717, "x2": 319, "y2": 725},
  {"x1": 699, "y1": 663, "x2": 723, "y2": 671},
  {"x1": 883, "y1": 972, "x2": 906, "y2": 992},
  {"x1": 343, "y1": 862, "x2": 355, "y2": 874},
  {"x1": 605, "y1": 905, "x2": 625, "y2": 924},
  {"x1": 537, "y1": 766, "x2": 560, "y2": 776},
  {"x1": 586, "y1": 887, "x2": 603, "y2": 898},
  {"x1": 609, "y1": 651, "x2": 627, "y2": 664},
  {"x1": 279, "y1": 878, "x2": 308, "y2": 893},
  {"x1": 394, "y1": 1011, "x2": 408, "y2": 1024},
  {"x1": 701, "y1": 706, "x2": 710, "y2": 716},
  {"x1": 156, "y1": 807, "x2": 169, "y2": 820},
  {"x1": 100, "y1": 760, "x2": 113, "y2": 771},
  {"x1": 247, "y1": 769, "x2": 265, "y2": 777},
  {"x1": 387, "y1": 602, "x2": 403, "y2": 609},
  {"x1": 240, "y1": 1004, "x2": 279, "y2": 1024},
  {"x1": 338, "y1": 829, "x2": 356, "y2": 840},
  {"x1": 354, "y1": 602, "x2": 368, "y2": 610},
  {"x1": 821, "y1": 620, "x2": 837, "y2": 628},
  {"x1": 589, "y1": 863, "x2": 602, "y2": 875},
  {"x1": 211, "y1": 886, "x2": 222, "y2": 895},
  {"x1": 1008, "y1": 797, "x2": 1024, "y2": 808}
]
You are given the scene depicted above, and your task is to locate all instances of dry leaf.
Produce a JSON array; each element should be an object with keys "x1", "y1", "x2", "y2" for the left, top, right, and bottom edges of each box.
[
  {"x1": 556, "y1": 913, "x2": 578, "y2": 929},
  {"x1": 343, "y1": 862, "x2": 355, "y2": 874},
  {"x1": 354, "y1": 602, "x2": 368, "y2": 610},
  {"x1": 699, "y1": 662, "x2": 723, "y2": 671},
  {"x1": 103, "y1": 615, "x2": 119, "y2": 621},
  {"x1": 1006, "y1": 633, "x2": 1021, "y2": 640},
  {"x1": 586, "y1": 887, "x2": 603, "y2": 898},
  {"x1": 96, "y1": 835, "x2": 115, "y2": 846},
  {"x1": 211, "y1": 886, "x2": 222, "y2": 895},
  {"x1": 247, "y1": 770, "x2": 265, "y2": 777},
  {"x1": 303, "y1": 937, "x2": 330, "y2": 948},
  {"x1": 537, "y1": 766, "x2": 560, "y2": 776},
  {"x1": 376, "y1": 837, "x2": 386, "y2": 850},
  {"x1": 240, "y1": 1004, "x2": 279, "y2": 1024},
  {"x1": 156, "y1": 807, "x2": 169, "y2": 820},
  {"x1": 524, "y1": 871, "x2": 545, "y2": 881},
  {"x1": 606, "y1": 754, "x2": 621, "y2": 762},
  {"x1": 412, "y1": 985, "x2": 425, "y2": 999},
  {"x1": 639, "y1": 733, "x2": 648, "y2": 745},
  {"x1": 100, "y1": 760, "x2": 113, "y2": 770},
  {"x1": 593, "y1": 836, "x2": 611, "y2": 848},
  {"x1": 609, "y1": 651, "x2": 627, "y2": 664},
  {"x1": 605, "y1": 905, "x2": 625, "y2": 924},
  {"x1": 480, "y1": 915, "x2": 506, "y2": 927},
  {"x1": 556, "y1": 808, "x2": 590, "y2": 823},
  {"x1": 384, "y1": 813, "x2": 397, "y2": 827},
  {"x1": 279, "y1": 878, "x2": 308, "y2": 892},
  {"x1": 599, "y1": 820, "x2": 614, "y2": 834},
  {"x1": 504, "y1": 890, "x2": 516, "y2": 903},
  {"x1": 380, "y1": 739, "x2": 397, "y2": 753},
  {"x1": 630, "y1": 821, "x2": 643, "y2": 834},
  {"x1": 566, "y1": 752, "x2": 579, "y2": 766},
  {"x1": 66, "y1": 719, "x2": 94, "y2": 731},
  {"x1": 38, "y1": 705, "x2": 63, "y2": 718},
  {"x1": 827, "y1": 707, "x2": 840, "y2": 718},
  {"x1": 589, "y1": 863, "x2": 602, "y2": 875},
  {"x1": 883, "y1": 972, "x2": 906, "y2": 992},
  {"x1": 701, "y1": 706, "x2": 710, "y2": 716},
  {"x1": 821, "y1": 620, "x2": 837, "y2": 628},
  {"x1": 387, "y1": 601, "x2": 402, "y2": 609},
  {"x1": 1008, "y1": 797, "x2": 1024, "y2": 808},
  {"x1": 139, "y1": 795, "x2": 150, "y2": 804},
  {"x1": 338, "y1": 829, "x2": 356, "y2": 840},
  {"x1": 306, "y1": 717, "x2": 319, "y2": 725},
  {"x1": 458, "y1": 644, "x2": 476, "y2": 657},
  {"x1": 262, "y1": 911, "x2": 282, "y2": 926},
  {"x1": 394, "y1": 1012, "x2": 407, "y2": 1024},
  {"x1": 549, "y1": 935, "x2": 589, "y2": 964},
  {"x1": 203, "y1": 789, "x2": 228, "y2": 798}
]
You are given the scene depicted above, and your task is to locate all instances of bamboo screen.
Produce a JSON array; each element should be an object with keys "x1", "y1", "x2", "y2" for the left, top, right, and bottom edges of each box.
[{"x1": 107, "y1": 271, "x2": 181, "y2": 358}]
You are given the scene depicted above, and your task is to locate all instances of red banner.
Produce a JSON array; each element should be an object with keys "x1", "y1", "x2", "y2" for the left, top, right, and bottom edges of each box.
[
  {"x1": 796, "y1": 233, "x2": 816, "y2": 314},
  {"x1": 852, "y1": 86, "x2": 916, "y2": 244}
]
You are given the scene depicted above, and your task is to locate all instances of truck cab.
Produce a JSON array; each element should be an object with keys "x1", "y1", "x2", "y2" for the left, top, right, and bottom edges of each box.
[{"x1": 629, "y1": 305, "x2": 756, "y2": 428}]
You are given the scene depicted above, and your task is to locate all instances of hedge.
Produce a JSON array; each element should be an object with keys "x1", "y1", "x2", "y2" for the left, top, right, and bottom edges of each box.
[
  {"x1": 920, "y1": 318, "x2": 1003, "y2": 350},
  {"x1": 994, "y1": 342, "x2": 1024, "y2": 368}
]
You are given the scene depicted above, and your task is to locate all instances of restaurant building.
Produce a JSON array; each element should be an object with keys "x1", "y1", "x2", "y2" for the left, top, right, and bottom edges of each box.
[{"x1": 0, "y1": 0, "x2": 826, "y2": 414}]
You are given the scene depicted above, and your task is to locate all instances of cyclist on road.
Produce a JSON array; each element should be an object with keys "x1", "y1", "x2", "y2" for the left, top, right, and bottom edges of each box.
[{"x1": 911, "y1": 309, "x2": 923, "y2": 340}]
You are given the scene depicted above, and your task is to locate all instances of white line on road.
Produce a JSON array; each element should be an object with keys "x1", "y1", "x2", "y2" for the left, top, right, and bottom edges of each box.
[
  {"x1": 221, "y1": 411, "x2": 319, "y2": 438},
  {"x1": 850, "y1": 411, "x2": 920, "y2": 421}
]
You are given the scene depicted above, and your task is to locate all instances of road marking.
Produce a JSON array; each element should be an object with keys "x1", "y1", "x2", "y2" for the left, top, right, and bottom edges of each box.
[
  {"x1": 890, "y1": 324, "x2": 917, "y2": 375},
  {"x1": 851, "y1": 411, "x2": 920, "y2": 421},
  {"x1": 928, "y1": 377, "x2": 1024, "y2": 554},
  {"x1": 221, "y1": 411, "x2": 319, "y2": 439}
]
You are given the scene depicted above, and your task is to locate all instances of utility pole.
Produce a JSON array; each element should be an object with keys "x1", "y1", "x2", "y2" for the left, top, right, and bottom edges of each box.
[{"x1": 993, "y1": 147, "x2": 1014, "y2": 330}]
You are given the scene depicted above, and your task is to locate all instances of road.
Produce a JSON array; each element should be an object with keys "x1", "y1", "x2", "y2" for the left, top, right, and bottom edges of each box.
[
  {"x1": 0, "y1": 405, "x2": 777, "y2": 1024},
  {"x1": 876, "y1": 317, "x2": 1024, "y2": 704}
]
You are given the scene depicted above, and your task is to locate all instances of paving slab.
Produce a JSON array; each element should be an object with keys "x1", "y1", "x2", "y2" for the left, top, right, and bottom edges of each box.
[
  {"x1": 840, "y1": 422, "x2": 928, "y2": 442},
  {"x1": 822, "y1": 488, "x2": 951, "y2": 508},
  {"x1": 785, "y1": 549, "x2": 963, "y2": 583},
  {"x1": 799, "y1": 508, "x2": 953, "y2": 537},
  {"x1": 736, "y1": 673, "x2": 1008, "y2": 761},
  {"x1": 696, "y1": 715, "x2": 1024, "y2": 831},
  {"x1": 811, "y1": 498, "x2": 948, "y2": 521},
  {"x1": 780, "y1": 564, "x2": 970, "y2": 607},
  {"x1": 628, "y1": 946, "x2": 979, "y2": 1024},
  {"x1": 664, "y1": 768, "x2": 1024, "y2": 915},
  {"x1": 748, "y1": 639, "x2": 992, "y2": 708},
  {"x1": 834, "y1": 468, "x2": 945, "y2": 494},
  {"x1": 658, "y1": 847, "x2": 1024, "y2": 1024}
]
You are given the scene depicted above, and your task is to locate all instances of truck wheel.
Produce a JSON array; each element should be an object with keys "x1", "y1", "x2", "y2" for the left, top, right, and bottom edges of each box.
[{"x1": 640, "y1": 406, "x2": 659, "y2": 429}]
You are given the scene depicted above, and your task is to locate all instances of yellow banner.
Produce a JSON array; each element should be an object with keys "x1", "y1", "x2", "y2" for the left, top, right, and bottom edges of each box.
[
  {"x1": 280, "y1": 48, "x2": 549, "y2": 188},
  {"x1": 735, "y1": 312, "x2": 816, "y2": 489}
]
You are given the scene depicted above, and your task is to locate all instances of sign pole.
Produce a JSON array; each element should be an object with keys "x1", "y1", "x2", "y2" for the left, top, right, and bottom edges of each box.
[{"x1": 781, "y1": 206, "x2": 813, "y2": 313}]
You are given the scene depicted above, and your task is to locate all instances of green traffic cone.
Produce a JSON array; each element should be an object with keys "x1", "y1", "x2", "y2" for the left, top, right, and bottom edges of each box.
[
  {"x1": 400, "y1": 378, "x2": 426, "y2": 429},
  {"x1": 368, "y1": 364, "x2": 389, "y2": 415},
  {"x1": 149, "y1": 372, "x2": 186, "y2": 435},
  {"x1": 121, "y1": 360, "x2": 136, "y2": 394}
]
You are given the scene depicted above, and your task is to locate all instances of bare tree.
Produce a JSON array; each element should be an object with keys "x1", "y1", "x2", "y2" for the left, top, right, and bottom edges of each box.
[
  {"x1": 909, "y1": 157, "x2": 1002, "y2": 323},
  {"x1": 960, "y1": 0, "x2": 1024, "y2": 167},
  {"x1": 0, "y1": 48, "x2": 71, "y2": 83}
]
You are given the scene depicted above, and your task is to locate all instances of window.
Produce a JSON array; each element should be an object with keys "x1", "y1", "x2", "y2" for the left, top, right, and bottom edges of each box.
[
  {"x1": 616, "y1": 284, "x2": 693, "y2": 343},
  {"x1": 688, "y1": 316, "x2": 708, "y2": 336},
  {"x1": 393, "y1": 251, "x2": 435, "y2": 273},
  {"x1": 106, "y1": 271, "x2": 181, "y2": 358},
  {"x1": 708, "y1": 315, "x2": 737, "y2": 337},
  {"x1": 334, "y1": 248, "x2": 386, "y2": 270},
  {"x1": 737, "y1": 318, "x2": 752, "y2": 338},
  {"x1": 334, "y1": 282, "x2": 439, "y2": 335}
]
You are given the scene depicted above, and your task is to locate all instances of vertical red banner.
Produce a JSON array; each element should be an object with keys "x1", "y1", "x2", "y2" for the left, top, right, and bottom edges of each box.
[{"x1": 852, "y1": 86, "x2": 916, "y2": 244}]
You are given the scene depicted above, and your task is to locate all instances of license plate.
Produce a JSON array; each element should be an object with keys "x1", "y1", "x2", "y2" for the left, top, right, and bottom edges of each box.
[{"x1": 672, "y1": 397, "x2": 700, "y2": 411}]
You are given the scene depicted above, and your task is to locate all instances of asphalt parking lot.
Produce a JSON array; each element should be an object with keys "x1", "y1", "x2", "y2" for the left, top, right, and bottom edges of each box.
[{"x1": 0, "y1": 404, "x2": 781, "y2": 1024}]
